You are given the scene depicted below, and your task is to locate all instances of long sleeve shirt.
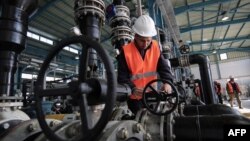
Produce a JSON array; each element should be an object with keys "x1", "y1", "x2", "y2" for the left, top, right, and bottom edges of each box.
[{"x1": 117, "y1": 42, "x2": 174, "y2": 90}]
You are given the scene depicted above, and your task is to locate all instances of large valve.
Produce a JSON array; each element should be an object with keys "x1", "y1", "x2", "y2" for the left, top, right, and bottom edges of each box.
[
  {"x1": 142, "y1": 79, "x2": 179, "y2": 116},
  {"x1": 34, "y1": 36, "x2": 116, "y2": 141}
]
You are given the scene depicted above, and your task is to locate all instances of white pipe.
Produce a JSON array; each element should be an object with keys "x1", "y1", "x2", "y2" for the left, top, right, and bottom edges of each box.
[
  {"x1": 153, "y1": 2, "x2": 156, "y2": 21},
  {"x1": 137, "y1": 0, "x2": 142, "y2": 16}
]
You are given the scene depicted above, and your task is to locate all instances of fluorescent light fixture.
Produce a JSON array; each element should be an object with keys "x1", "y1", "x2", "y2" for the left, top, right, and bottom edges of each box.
[
  {"x1": 220, "y1": 53, "x2": 227, "y2": 60},
  {"x1": 71, "y1": 26, "x2": 82, "y2": 36},
  {"x1": 222, "y1": 16, "x2": 229, "y2": 21},
  {"x1": 56, "y1": 68, "x2": 63, "y2": 71}
]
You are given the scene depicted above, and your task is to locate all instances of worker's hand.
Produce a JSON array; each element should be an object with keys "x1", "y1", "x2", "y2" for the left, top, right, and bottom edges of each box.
[
  {"x1": 162, "y1": 83, "x2": 172, "y2": 94},
  {"x1": 132, "y1": 88, "x2": 143, "y2": 97}
]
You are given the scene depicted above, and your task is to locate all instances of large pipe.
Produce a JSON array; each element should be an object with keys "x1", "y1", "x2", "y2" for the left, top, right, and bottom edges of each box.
[
  {"x1": 74, "y1": 0, "x2": 106, "y2": 76},
  {"x1": 106, "y1": 0, "x2": 132, "y2": 58},
  {"x1": 183, "y1": 104, "x2": 241, "y2": 116},
  {"x1": 0, "y1": 0, "x2": 38, "y2": 96},
  {"x1": 0, "y1": 51, "x2": 17, "y2": 96},
  {"x1": 81, "y1": 78, "x2": 131, "y2": 105},
  {"x1": 170, "y1": 54, "x2": 217, "y2": 104},
  {"x1": 173, "y1": 115, "x2": 250, "y2": 141}
]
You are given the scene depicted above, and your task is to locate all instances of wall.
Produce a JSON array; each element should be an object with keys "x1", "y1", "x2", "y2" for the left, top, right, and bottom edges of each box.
[{"x1": 190, "y1": 58, "x2": 250, "y2": 97}]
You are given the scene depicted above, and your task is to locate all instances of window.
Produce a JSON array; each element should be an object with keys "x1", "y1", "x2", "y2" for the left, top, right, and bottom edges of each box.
[
  {"x1": 22, "y1": 73, "x2": 37, "y2": 79},
  {"x1": 64, "y1": 46, "x2": 70, "y2": 51},
  {"x1": 22, "y1": 73, "x2": 60, "y2": 81},
  {"x1": 69, "y1": 48, "x2": 78, "y2": 54},
  {"x1": 27, "y1": 31, "x2": 53, "y2": 45},
  {"x1": 63, "y1": 46, "x2": 79, "y2": 54},
  {"x1": 27, "y1": 32, "x2": 39, "y2": 40},
  {"x1": 40, "y1": 36, "x2": 53, "y2": 45},
  {"x1": 220, "y1": 53, "x2": 227, "y2": 60}
]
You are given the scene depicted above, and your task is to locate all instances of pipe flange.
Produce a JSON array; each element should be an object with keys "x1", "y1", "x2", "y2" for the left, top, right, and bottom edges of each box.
[
  {"x1": 75, "y1": 0, "x2": 105, "y2": 23},
  {"x1": 110, "y1": 16, "x2": 131, "y2": 27},
  {"x1": 178, "y1": 55, "x2": 190, "y2": 67},
  {"x1": 111, "y1": 35, "x2": 133, "y2": 43},
  {"x1": 111, "y1": 26, "x2": 133, "y2": 44},
  {"x1": 165, "y1": 114, "x2": 175, "y2": 141},
  {"x1": 115, "y1": 5, "x2": 130, "y2": 17},
  {"x1": 111, "y1": 26, "x2": 132, "y2": 35},
  {"x1": 111, "y1": 36, "x2": 132, "y2": 46},
  {"x1": 97, "y1": 120, "x2": 148, "y2": 141},
  {"x1": 0, "y1": 96, "x2": 23, "y2": 107}
]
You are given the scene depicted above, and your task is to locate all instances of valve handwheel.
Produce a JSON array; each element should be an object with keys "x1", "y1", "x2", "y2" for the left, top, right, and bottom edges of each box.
[
  {"x1": 142, "y1": 79, "x2": 179, "y2": 116},
  {"x1": 179, "y1": 44, "x2": 190, "y2": 54},
  {"x1": 34, "y1": 36, "x2": 116, "y2": 141}
]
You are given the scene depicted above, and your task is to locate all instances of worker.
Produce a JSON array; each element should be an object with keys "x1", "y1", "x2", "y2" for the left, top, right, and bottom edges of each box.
[
  {"x1": 117, "y1": 15, "x2": 174, "y2": 115},
  {"x1": 226, "y1": 76, "x2": 242, "y2": 109},
  {"x1": 193, "y1": 82, "x2": 201, "y2": 98},
  {"x1": 214, "y1": 80, "x2": 223, "y2": 104}
]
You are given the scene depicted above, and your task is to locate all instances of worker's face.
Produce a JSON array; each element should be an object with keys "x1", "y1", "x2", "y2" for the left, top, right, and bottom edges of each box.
[{"x1": 134, "y1": 34, "x2": 152, "y2": 49}]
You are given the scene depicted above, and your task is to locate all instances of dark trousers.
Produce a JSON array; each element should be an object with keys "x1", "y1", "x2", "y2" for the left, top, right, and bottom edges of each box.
[
  {"x1": 229, "y1": 92, "x2": 241, "y2": 108},
  {"x1": 127, "y1": 99, "x2": 144, "y2": 115},
  {"x1": 217, "y1": 94, "x2": 223, "y2": 104}
]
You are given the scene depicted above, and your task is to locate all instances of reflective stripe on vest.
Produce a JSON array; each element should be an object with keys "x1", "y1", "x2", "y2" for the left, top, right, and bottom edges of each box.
[
  {"x1": 130, "y1": 71, "x2": 157, "y2": 81},
  {"x1": 123, "y1": 40, "x2": 160, "y2": 100}
]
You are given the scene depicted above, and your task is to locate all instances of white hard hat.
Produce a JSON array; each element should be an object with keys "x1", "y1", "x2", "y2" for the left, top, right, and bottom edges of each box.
[{"x1": 132, "y1": 15, "x2": 157, "y2": 37}]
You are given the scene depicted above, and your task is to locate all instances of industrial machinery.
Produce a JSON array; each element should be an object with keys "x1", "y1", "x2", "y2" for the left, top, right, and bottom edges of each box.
[{"x1": 0, "y1": 0, "x2": 250, "y2": 141}]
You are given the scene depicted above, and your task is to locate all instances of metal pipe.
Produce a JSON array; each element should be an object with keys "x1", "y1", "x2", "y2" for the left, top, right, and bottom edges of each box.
[
  {"x1": 170, "y1": 54, "x2": 217, "y2": 104},
  {"x1": 106, "y1": 0, "x2": 132, "y2": 58},
  {"x1": 0, "y1": 51, "x2": 17, "y2": 96},
  {"x1": 137, "y1": 0, "x2": 142, "y2": 16},
  {"x1": 0, "y1": 0, "x2": 38, "y2": 96},
  {"x1": 113, "y1": 0, "x2": 125, "y2": 5},
  {"x1": 173, "y1": 114, "x2": 250, "y2": 141},
  {"x1": 183, "y1": 104, "x2": 241, "y2": 116},
  {"x1": 74, "y1": 0, "x2": 106, "y2": 77}
]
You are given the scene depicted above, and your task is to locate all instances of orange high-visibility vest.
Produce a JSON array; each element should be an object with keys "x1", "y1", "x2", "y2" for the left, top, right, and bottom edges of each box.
[
  {"x1": 123, "y1": 40, "x2": 160, "y2": 100},
  {"x1": 226, "y1": 81, "x2": 241, "y2": 94}
]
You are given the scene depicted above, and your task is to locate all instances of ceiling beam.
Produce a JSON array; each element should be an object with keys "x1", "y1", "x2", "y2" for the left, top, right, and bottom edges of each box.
[
  {"x1": 190, "y1": 47, "x2": 250, "y2": 55},
  {"x1": 174, "y1": 0, "x2": 234, "y2": 15},
  {"x1": 23, "y1": 45, "x2": 78, "y2": 66},
  {"x1": 180, "y1": 17, "x2": 250, "y2": 33},
  {"x1": 30, "y1": 0, "x2": 60, "y2": 21},
  {"x1": 189, "y1": 35, "x2": 250, "y2": 45}
]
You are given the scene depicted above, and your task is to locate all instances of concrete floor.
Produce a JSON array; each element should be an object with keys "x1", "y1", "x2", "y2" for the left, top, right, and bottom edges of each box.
[{"x1": 223, "y1": 98, "x2": 250, "y2": 118}]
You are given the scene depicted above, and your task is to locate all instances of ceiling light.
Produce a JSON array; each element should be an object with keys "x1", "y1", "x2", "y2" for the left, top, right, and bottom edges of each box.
[
  {"x1": 71, "y1": 26, "x2": 82, "y2": 36},
  {"x1": 212, "y1": 50, "x2": 217, "y2": 54},
  {"x1": 56, "y1": 68, "x2": 63, "y2": 71},
  {"x1": 222, "y1": 16, "x2": 229, "y2": 21}
]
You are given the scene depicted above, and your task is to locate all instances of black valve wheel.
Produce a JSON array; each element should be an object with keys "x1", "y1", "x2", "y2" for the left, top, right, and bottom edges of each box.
[
  {"x1": 142, "y1": 79, "x2": 179, "y2": 116},
  {"x1": 34, "y1": 36, "x2": 116, "y2": 141},
  {"x1": 179, "y1": 44, "x2": 190, "y2": 54},
  {"x1": 175, "y1": 84, "x2": 187, "y2": 104}
]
